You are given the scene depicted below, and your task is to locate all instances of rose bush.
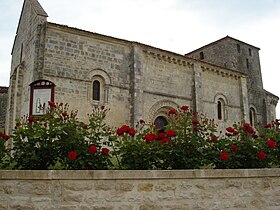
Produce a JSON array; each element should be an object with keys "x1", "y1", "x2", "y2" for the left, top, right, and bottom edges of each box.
[
  {"x1": 11, "y1": 102, "x2": 114, "y2": 170},
  {"x1": 0, "y1": 103, "x2": 279, "y2": 170},
  {"x1": 0, "y1": 131, "x2": 10, "y2": 168},
  {"x1": 114, "y1": 106, "x2": 280, "y2": 169},
  {"x1": 115, "y1": 106, "x2": 220, "y2": 169}
]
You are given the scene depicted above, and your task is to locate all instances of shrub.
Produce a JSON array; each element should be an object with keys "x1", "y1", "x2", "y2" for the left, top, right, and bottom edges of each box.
[
  {"x1": 115, "y1": 106, "x2": 219, "y2": 169},
  {"x1": 1, "y1": 103, "x2": 279, "y2": 170},
  {"x1": 11, "y1": 102, "x2": 113, "y2": 170},
  {"x1": 114, "y1": 106, "x2": 280, "y2": 169},
  {"x1": 0, "y1": 132, "x2": 10, "y2": 168}
]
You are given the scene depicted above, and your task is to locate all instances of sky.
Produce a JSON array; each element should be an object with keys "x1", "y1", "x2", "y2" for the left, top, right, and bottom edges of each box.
[{"x1": 1, "y1": 0, "x2": 280, "y2": 116}]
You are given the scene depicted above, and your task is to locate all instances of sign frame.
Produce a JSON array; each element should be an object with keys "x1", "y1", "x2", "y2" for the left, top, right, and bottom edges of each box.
[{"x1": 29, "y1": 80, "x2": 55, "y2": 116}]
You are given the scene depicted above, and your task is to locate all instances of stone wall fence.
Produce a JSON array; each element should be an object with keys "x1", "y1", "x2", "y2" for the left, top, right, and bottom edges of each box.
[{"x1": 0, "y1": 169, "x2": 280, "y2": 209}]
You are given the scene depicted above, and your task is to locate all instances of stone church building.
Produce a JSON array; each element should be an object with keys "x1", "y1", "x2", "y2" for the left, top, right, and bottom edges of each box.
[{"x1": 5, "y1": 0, "x2": 278, "y2": 134}]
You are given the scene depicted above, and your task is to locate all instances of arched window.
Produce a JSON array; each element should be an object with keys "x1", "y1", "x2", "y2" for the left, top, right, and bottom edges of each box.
[
  {"x1": 249, "y1": 107, "x2": 256, "y2": 126},
  {"x1": 217, "y1": 101, "x2": 222, "y2": 120},
  {"x1": 154, "y1": 116, "x2": 168, "y2": 132},
  {"x1": 93, "y1": 80, "x2": 100, "y2": 101},
  {"x1": 200, "y1": 51, "x2": 204, "y2": 60},
  {"x1": 237, "y1": 44, "x2": 240, "y2": 53},
  {"x1": 217, "y1": 98, "x2": 225, "y2": 120}
]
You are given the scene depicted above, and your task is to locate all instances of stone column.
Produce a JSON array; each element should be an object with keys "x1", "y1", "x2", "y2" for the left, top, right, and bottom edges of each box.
[
  {"x1": 193, "y1": 63, "x2": 203, "y2": 113},
  {"x1": 129, "y1": 44, "x2": 144, "y2": 127},
  {"x1": 240, "y1": 76, "x2": 249, "y2": 122}
]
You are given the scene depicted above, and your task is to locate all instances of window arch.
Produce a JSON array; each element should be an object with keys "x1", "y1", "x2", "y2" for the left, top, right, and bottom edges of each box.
[
  {"x1": 217, "y1": 100, "x2": 222, "y2": 120},
  {"x1": 88, "y1": 69, "x2": 111, "y2": 106},
  {"x1": 216, "y1": 98, "x2": 226, "y2": 121},
  {"x1": 237, "y1": 44, "x2": 240, "y2": 53},
  {"x1": 154, "y1": 116, "x2": 168, "y2": 132},
  {"x1": 249, "y1": 107, "x2": 256, "y2": 126},
  {"x1": 93, "y1": 80, "x2": 100, "y2": 101},
  {"x1": 214, "y1": 94, "x2": 228, "y2": 121},
  {"x1": 200, "y1": 51, "x2": 204, "y2": 60}
]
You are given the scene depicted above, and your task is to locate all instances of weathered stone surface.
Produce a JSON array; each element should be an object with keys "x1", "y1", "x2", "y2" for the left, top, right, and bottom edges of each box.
[
  {"x1": 137, "y1": 183, "x2": 154, "y2": 192},
  {"x1": 0, "y1": 86, "x2": 8, "y2": 129},
  {"x1": 0, "y1": 169, "x2": 280, "y2": 209}
]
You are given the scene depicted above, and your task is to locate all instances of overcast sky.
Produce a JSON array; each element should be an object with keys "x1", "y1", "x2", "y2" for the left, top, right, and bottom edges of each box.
[{"x1": 1, "y1": 0, "x2": 280, "y2": 117}]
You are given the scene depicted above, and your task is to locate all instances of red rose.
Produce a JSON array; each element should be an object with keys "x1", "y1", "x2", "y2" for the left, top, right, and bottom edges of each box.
[
  {"x1": 243, "y1": 123, "x2": 254, "y2": 134},
  {"x1": 157, "y1": 132, "x2": 166, "y2": 139},
  {"x1": 266, "y1": 139, "x2": 277, "y2": 149},
  {"x1": 166, "y1": 129, "x2": 175, "y2": 137},
  {"x1": 248, "y1": 127, "x2": 254, "y2": 133},
  {"x1": 128, "y1": 128, "x2": 136, "y2": 136},
  {"x1": 116, "y1": 127, "x2": 123, "y2": 136},
  {"x1": 62, "y1": 111, "x2": 68, "y2": 117},
  {"x1": 2, "y1": 134, "x2": 9, "y2": 140},
  {"x1": 48, "y1": 101, "x2": 56, "y2": 108},
  {"x1": 226, "y1": 127, "x2": 234, "y2": 133},
  {"x1": 28, "y1": 117, "x2": 37, "y2": 123},
  {"x1": 88, "y1": 145, "x2": 97, "y2": 154},
  {"x1": 0, "y1": 132, "x2": 9, "y2": 140},
  {"x1": 181, "y1": 106, "x2": 189, "y2": 111},
  {"x1": 117, "y1": 125, "x2": 130, "y2": 135},
  {"x1": 211, "y1": 135, "x2": 217, "y2": 141},
  {"x1": 161, "y1": 138, "x2": 170, "y2": 144},
  {"x1": 252, "y1": 134, "x2": 258, "y2": 139},
  {"x1": 220, "y1": 152, "x2": 229, "y2": 161},
  {"x1": 144, "y1": 133, "x2": 155, "y2": 143},
  {"x1": 68, "y1": 151, "x2": 77, "y2": 161},
  {"x1": 169, "y1": 109, "x2": 177, "y2": 115},
  {"x1": 258, "y1": 151, "x2": 266, "y2": 160},
  {"x1": 233, "y1": 130, "x2": 239, "y2": 135},
  {"x1": 264, "y1": 124, "x2": 272, "y2": 128},
  {"x1": 194, "y1": 126, "x2": 199, "y2": 132},
  {"x1": 230, "y1": 145, "x2": 237, "y2": 153},
  {"x1": 101, "y1": 148, "x2": 109, "y2": 155},
  {"x1": 192, "y1": 119, "x2": 199, "y2": 124}
]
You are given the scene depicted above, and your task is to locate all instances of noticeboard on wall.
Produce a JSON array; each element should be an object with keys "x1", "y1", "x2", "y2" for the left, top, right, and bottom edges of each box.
[{"x1": 29, "y1": 80, "x2": 55, "y2": 116}]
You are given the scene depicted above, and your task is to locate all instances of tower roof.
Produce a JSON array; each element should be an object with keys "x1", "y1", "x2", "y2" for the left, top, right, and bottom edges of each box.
[{"x1": 185, "y1": 35, "x2": 260, "y2": 56}]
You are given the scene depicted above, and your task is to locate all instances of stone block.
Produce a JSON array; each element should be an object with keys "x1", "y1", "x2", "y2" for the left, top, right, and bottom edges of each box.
[{"x1": 137, "y1": 183, "x2": 154, "y2": 192}]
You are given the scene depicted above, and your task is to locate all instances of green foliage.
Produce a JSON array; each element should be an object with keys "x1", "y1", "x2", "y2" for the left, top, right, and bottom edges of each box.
[
  {"x1": 0, "y1": 131, "x2": 10, "y2": 168},
  {"x1": 1, "y1": 103, "x2": 280, "y2": 170},
  {"x1": 11, "y1": 103, "x2": 113, "y2": 170},
  {"x1": 114, "y1": 106, "x2": 280, "y2": 170}
]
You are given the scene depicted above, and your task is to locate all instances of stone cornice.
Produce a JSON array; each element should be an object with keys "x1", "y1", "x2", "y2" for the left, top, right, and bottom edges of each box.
[
  {"x1": 1, "y1": 169, "x2": 280, "y2": 180},
  {"x1": 201, "y1": 65, "x2": 243, "y2": 80},
  {"x1": 143, "y1": 49, "x2": 193, "y2": 67}
]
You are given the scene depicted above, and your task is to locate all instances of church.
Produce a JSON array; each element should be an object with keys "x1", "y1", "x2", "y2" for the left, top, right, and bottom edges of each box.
[{"x1": 5, "y1": 0, "x2": 278, "y2": 134}]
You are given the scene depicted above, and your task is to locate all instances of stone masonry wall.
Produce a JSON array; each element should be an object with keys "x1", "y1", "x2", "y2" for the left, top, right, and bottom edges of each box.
[
  {"x1": 0, "y1": 87, "x2": 8, "y2": 129},
  {"x1": 43, "y1": 24, "x2": 133, "y2": 127},
  {"x1": 0, "y1": 169, "x2": 279, "y2": 209},
  {"x1": 6, "y1": 0, "x2": 48, "y2": 134},
  {"x1": 186, "y1": 37, "x2": 269, "y2": 125}
]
